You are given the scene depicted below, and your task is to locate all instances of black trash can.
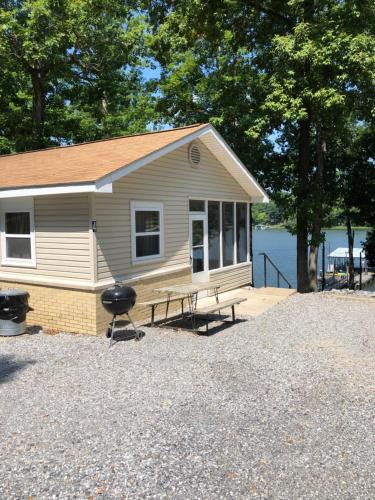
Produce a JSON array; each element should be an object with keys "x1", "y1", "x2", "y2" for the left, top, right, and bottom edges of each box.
[{"x1": 0, "y1": 289, "x2": 30, "y2": 336}]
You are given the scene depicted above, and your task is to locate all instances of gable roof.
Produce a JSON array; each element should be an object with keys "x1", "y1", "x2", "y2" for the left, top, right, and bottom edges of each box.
[{"x1": 0, "y1": 123, "x2": 268, "y2": 202}]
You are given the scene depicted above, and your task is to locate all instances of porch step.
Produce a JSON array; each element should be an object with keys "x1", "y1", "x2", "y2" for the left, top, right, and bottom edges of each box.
[{"x1": 254, "y1": 287, "x2": 296, "y2": 298}]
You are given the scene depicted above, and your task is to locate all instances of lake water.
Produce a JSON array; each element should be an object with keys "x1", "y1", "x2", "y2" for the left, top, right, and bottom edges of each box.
[{"x1": 252, "y1": 228, "x2": 369, "y2": 289}]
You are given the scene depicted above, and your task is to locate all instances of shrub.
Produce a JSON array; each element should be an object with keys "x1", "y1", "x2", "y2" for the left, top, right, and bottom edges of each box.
[{"x1": 363, "y1": 229, "x2": 375, "y2": 268}]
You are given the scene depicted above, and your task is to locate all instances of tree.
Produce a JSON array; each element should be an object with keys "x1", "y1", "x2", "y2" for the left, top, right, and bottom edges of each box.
[
  {"x1": 146, "y1": 0, "x2": 375, "y2": 292},
  {"x1": 363, "y1": 230, "x2": 375, "y2": 268},
  {"x1": 0, "y1": 0, "x2": 156, "y2": 151},
  {"x1": 62, "y1": 1, "x2": 157, "y2": 143},
  {"x1": 0, "y1": 48, "x2": 32, "y2": 153},
  {"x1": 0, "y1": 0, "x2": 71, "y2": 149},
  {"x1": 335, "y1": 123, "x2": 375, "y2": 286},
  {"x1": 252, "y1": 200, "x2": 283, "y2": 225}
]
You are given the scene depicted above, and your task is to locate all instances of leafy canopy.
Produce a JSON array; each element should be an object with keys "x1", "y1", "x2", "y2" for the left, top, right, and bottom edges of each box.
[{"x1": 0, "y1": 0, "x2": 157, "y2": 152}]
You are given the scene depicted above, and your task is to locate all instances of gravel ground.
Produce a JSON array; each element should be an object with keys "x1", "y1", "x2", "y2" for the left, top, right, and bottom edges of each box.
[{"x1": 0, "y1": 293, "x2": 374, "y2": 499}]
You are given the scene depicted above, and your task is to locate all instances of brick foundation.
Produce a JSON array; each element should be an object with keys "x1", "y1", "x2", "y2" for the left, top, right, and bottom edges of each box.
[
  {"x1": 0, "y1": 281, "x2": 98, "y2": 335},
  {"x1": 96, "y1": 268, "x2": 192, "y2": 334},
  {"x1": 0, "y1": 267, "x2": 191, "y2": 336}
]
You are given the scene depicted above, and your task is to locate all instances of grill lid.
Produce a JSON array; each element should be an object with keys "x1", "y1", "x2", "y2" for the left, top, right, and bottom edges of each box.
[
  {"x1": 101, "y1": 283, "x2": 137, "y2": 316},
  {"x1": 101, "y1": 283, "x2": 136, "y2": 302}
]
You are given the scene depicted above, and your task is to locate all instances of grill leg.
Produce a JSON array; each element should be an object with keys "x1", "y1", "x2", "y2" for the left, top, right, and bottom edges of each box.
[
  {"x1": 194, "y1": 292, "x2": 198, "y2": 310},
  {"x1": 109, "y1": 315, "x2": 116, "y2": 348},
  {"x1": 127, "y1": 312, "x2": 141, "y2": 341},
  {"x1": 165, "y1": 297, "x2": 170, "y2": 320},
  {"x1": 232, "y1": 305, "x2": 235, "y2": 323},
  {"x1": 151, "y1": 305, "x2": 155, "y2": 327}
]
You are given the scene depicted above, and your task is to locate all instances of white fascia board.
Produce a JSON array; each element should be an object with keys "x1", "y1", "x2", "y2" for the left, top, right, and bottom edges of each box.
[
  {"x1": 251, "y1": 195, "x2": 269, "y2": 203},
  {"x1": 0, "y1": 182, "x2": 113, "y2": 199},
  {"x1": 95, "y1": 126, "x2": 212, "y2": 190}
]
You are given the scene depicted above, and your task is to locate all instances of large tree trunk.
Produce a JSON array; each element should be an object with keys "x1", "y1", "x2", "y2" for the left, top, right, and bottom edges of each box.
[
  {"x1": 296, "y1": 117, "x2": 311, "y2": 293},
  {"x1": 309, "y1": 225, "x2": 320, "y2": 291},
  {"x1": 30, "y1": 67, "x2": 46, "y2": 149},
  {"x1": 346, "y1": 215, "x2": 355, "y2": 288},
  {"x1": 297, "y1": 0, "x2": 314, "y2": 293},
  {"x1": 309, "y1": 122, "x2": 325, "y2": 291}
]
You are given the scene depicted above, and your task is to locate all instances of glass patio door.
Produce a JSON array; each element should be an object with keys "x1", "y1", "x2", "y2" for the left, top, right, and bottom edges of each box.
[{"x1": 189, "y1": 213, "x2": 208, "y2": 282}]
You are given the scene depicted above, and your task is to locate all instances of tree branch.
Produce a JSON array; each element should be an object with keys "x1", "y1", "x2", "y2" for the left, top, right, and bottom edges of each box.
[{"x1": 251, "y1": 1, "x2": 295, "y2": 27}]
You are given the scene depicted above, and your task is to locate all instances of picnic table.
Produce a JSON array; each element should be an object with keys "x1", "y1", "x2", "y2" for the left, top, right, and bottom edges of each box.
[
  {"x1": 152, "y1": 282, "x2": 220, "y2": 329},
  {"x1": 140, "y1": 282, "x2": 218, "y2": 326},
  {"x1": 141, "y1": 282, "x2": 246, "y2": 332},
  {"x1": 155, "y1": 282, "x2": 220, "y2": 311}
]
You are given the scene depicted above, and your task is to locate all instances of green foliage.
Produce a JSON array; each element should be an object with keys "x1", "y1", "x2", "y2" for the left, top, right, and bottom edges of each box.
[
  {"x1": 0, "y1": 1, "x2": 374, "y2": 286},
  {"x1": 252, "y1": 200, "x2": 284, "y2": 226},
  {"x1": 0, "y1": 0, "x2": 157, "y2": 152},
  {"x1": 146, "y1": 0, "x2": 375, "y2": 289},
  {"x1": 335, "y1": 123, "x2": 375, "y2": 227},
  {"x1": 363, "y1": 229, "x2": 375, "y2": 268}
]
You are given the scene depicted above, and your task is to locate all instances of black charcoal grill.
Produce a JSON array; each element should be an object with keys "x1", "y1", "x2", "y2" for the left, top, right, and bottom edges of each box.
[{"x1": 101, "y1": 282, "x2": 141, "y2": 346}]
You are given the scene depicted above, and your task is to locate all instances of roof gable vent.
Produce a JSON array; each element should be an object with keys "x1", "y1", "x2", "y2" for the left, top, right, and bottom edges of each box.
[{"x1": 188, "y1": 143, "x2": 201, "y2": 167}]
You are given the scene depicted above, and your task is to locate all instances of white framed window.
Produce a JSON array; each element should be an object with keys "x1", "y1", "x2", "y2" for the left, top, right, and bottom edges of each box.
[
  {"x1": 0, "y1": 198, "x2": 36, "y2": 267},
  {"x1": 131, "y1": 201, "x2": 164, "y2": 263},
  {"x1": 190, "y1": 198, "x2": 251, "y2": 273}
]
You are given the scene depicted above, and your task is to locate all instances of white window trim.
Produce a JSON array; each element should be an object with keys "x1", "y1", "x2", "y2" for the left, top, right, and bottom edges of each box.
[
  {"x1": 247, "y1": 202, "x2": 251, "y2": 262},
  {"x1": 191, "y1": 198, "x2": 251, "y2": 273},
  {"x1": 234, "y1": 201, "x2": 237, "y2": 265},
  {"x1": 235, "y1": 201, "x2": 249, "y2": 265},
  {"x1": 219, "y1": 201, "x2": 223, "y2": 268},
  {"x1": 0, "y1": 200, "x2": 36, "y2": 268},
  {"x1": 131, "y1": 201, "x2": 164, "y2": 264},
  {"x1": 210, "y1": 261, "x2": 251, "y2": 274}
]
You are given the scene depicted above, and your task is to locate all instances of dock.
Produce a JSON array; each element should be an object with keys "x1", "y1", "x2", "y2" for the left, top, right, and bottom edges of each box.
[{"x1": 321, "y1": 271, "x2": 374, "y2": 291}]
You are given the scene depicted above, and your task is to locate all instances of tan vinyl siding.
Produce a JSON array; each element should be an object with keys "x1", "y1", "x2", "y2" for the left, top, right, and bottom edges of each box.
[
  {"x1": 0, "y1": 194, "x2": 91, "y2": 281},
  {"x1": 209, "y1": 263, "x2": 252, "y2": 293},
  {"x1": 95, "y1": 140, "x2": 251, "y2": 281}
]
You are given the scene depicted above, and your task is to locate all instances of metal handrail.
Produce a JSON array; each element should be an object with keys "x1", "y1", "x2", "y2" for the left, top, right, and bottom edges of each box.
[{"x1": 259, "y1": 252, "x2": 293, "y2": 289}]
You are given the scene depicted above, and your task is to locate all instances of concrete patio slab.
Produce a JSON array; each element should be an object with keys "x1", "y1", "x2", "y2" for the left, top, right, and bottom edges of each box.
[{"x1": 198, "y1": 286, "x2": 296, "y2": 316}]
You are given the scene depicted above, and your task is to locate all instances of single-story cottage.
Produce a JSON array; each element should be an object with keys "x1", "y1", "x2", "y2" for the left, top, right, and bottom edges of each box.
[{"x1": 0, "y1": 124, "x2": 268, "y2": 334}]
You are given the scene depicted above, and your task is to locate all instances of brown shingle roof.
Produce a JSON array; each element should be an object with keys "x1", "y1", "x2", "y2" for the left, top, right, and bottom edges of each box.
[{"x1": 0, "y1": 124, "x2": 207, "y2": 190}]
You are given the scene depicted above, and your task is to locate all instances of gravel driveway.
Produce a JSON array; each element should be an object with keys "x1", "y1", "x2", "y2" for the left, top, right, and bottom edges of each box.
[{"x1": 0, "y1": 293, "x2": 374, "y2": 499}]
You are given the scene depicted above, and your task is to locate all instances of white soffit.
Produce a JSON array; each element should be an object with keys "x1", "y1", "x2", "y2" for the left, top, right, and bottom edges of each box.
[{"x1": 0, "y1": 182, "x2": 112, "y2": 199}]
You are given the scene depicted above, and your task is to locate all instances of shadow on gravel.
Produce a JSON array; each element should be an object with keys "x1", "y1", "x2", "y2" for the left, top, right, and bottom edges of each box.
[
  {"x1": 111, "y1": 329, "x2": 146, "y2": 343},
  {"x1": 198, "y1": 317, "x2": 248, "y2": 337},
  {"x1": 0, "y1": 355, "x2": 36, "y2": 384},
  {"x1": 156, "y1": 315, "x2": 248, "y2": 336}
]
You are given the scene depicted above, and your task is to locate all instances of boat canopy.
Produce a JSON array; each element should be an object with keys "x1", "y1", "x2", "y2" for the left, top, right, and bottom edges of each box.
[{"x1": 328, "y1": 247, "x2": 364, "y2": 259}]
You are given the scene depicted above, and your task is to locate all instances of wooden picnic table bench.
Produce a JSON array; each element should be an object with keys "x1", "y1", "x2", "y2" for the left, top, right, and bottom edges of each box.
[
  {"x1": 194, "y1": 296, "x2": 247, "y2": 332},
  {"x1": 138, "y1": 294, "x2": 189, "y2": 326},
  {"x1": 155, "y1": 282, "x2": 220, "y2": 313}
]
